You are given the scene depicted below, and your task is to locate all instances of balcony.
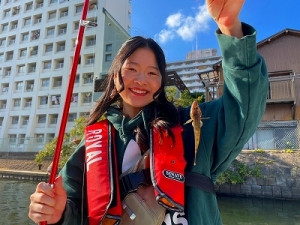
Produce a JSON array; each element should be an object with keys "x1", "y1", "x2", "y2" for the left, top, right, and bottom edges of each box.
[{"x1": 266, "y1": 77, "x2": 295, "y2": 103}]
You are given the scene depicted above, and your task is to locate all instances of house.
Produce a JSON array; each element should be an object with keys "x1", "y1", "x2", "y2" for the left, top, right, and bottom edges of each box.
[
  {"x1": 201, "y1": 28, "x2": 300, "y2": 150},
  {"x1": 257, "y1": 28, "x2": 300, "y2": 121}
]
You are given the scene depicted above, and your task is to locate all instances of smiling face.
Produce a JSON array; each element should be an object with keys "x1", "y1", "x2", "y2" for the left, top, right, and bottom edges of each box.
[{"x1": 114, "y1": 48, "x2": 162, "y2": 118}]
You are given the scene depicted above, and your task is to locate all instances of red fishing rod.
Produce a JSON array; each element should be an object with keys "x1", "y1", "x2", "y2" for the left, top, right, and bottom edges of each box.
[{"x1": 40, "y1": 0, "x2": 94, "y2": 224}]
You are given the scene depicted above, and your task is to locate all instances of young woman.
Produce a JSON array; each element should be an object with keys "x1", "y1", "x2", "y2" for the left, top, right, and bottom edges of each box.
[{"x1": 28, "y1": 0, "x2": 268, "y2": 224}]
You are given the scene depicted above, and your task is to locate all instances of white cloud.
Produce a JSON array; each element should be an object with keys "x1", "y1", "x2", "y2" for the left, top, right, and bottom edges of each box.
[
  {"x1": 155, "y1": 4, "x2": 211, "y2": 44},
  {"x1": 165, "y1": 12, "x2": 182, "y2": 28},
  {"x1": 156, "y1": 29, "x2": 175, "y2": 43}
]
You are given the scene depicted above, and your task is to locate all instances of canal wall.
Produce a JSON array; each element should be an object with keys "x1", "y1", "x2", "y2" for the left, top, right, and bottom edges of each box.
[
  {"x1": 0, "y1": 150, "x2": 299, "y2": 200},
  {"x1": 216, "y1": 150, "x2": 300, "y2": 200},
  {"x1": 0, "y1": 170, "x2": 48, "y2": 181}
]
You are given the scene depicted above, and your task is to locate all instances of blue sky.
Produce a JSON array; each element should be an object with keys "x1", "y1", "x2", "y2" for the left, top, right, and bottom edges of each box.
[{"x1": 131, "y1": 0, "x2": 300, "y2": 62}]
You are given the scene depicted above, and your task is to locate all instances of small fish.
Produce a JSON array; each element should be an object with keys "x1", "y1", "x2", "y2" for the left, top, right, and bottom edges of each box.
[{"x1": 184, "y1": 100, "x2": 209, "y2": 166}]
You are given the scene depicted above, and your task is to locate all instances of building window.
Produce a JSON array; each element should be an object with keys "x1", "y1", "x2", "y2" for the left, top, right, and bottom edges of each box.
[
  {"x1": 68, "y1": 113, "x2": 77, "y2": 122},
  {"x1": 28, "y1": 64, "x2": 36, "y2": 73},
  {"x1": 13, "y1": 99, "x2": 21, "y2": 107},
  {"x1": 4, "y1": 10, "x2": 10, "y2": 18},
  {"x1": 29, "y1": 47, "x2": 38, "y2": 56},
  {"x1": 83, "y1": 93, "x2": 92, "y2": 103},
  {"x1": 58, "y1": 26, "x2": 67, "y2": 35},
  {"x1": 48, "y1": 11, "x2": 56, "y2": 20},
  {"x1": 105, "y1": 54, "x2": 112, "y2": 62},
  {"x1": 50, "y1": 0, "x2": 58, "y2": 4},
  {"x1": 20, "y1": 49, "x2": 27, "y2": 57},
  {"x1": 36, "y1": 2, "x2": 43, "y2": 9},
  {"x1": 12, "y1": 117, "x2": 19, "y2": 125},
  {"x1": 8, "y1": 37, "x2": 16, "y2": 45},
  {"x1": 6, "y1": 51, "x2": 14, "y2": 61},
  {"x1": 9, "y1": 135, "x2": 17, "y2": 143},
  {"x1": 46, "y1": 27, "x2": 55, "y2": 36},
  {"x1": 41, "y1": 78, "x2": 50, "y2": 87},
  {"x1": 83, "y1": 73, "x2": 93, "y2": 83},
  {"x1": 71, "y1": 93, "x2": 78, "y2": 102},
  {"x1": 38, "y1": 115, "x2": 46, "y2": 123},
  {"x1": 106, "y1": 44, "x2": 112, "y2": 52},
  {"x1": 26, "y1": 2, "x2": 33, "y2": 11},
  {"x1": 18, "y1": 65, "x2": 25, "y2": 73},
  {"x1": 44, "y1": 61, "x2": 51, "y2": 69},
  {"x1": 53, "y1": 77, "x2": 62, "y2": 86},
  {"x1": 51, "y1": 95, "x2": 60, "y2": 105},
  {"x1": 40, "y1": 96, "x2": 48, "y2": 105},
  {"x1": 0, "y1": 39, "x2": 6, "y2": 47},
  {"x1": 19, "y1": 134, "x2": 26, "y2": 143},
  {"x1": 31, "y1": 30, "x2": 40, "y2": 40},
  {"x1": 50, "y1": 115, "x2": 58, "y2": 124},
  {"x1": 16, "y1": 82, "x2": 23, "y2": 90},
  {"x1": 2, "y1": 24, "x2": 8, "y2": 32},
  {"x1": 22, "y1": 33, "x2": 29, "y2": 41},
  {"x1": 11, "y1": 22, "x2": 18, "y2": 30},
  {"x1": 45, "y1": 44, "x2": 53, "y2": 52},
  {"x1": 74, "y1": 21, "x2": 79, "y2": 30},
  {"x1": 86, "y1": 36, "x2": 96, "y2": 47},
  {"x1": 56, "y1": 42, "x2": 65, "y2": 52},
  {"x1": 60, "y1": 10, "x2": 68, "y2": 18},
  {"x1": 75, "y1": 5, "x2": 83, "y2": 13},
  {"x1": 36, "y1": 134, "x2": 44, "y2": 143},
  {"x1": 75, "y1": 75, "x2": 80, "y2": 83},
  {"x1": 85, "y1": 56, "x2": 95, "y2": 65}
]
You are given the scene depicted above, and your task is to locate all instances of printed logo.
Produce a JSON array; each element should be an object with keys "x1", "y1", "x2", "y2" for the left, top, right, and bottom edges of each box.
[{"x1": 163, "y1": 170, "x2": 185, "y2": 182}]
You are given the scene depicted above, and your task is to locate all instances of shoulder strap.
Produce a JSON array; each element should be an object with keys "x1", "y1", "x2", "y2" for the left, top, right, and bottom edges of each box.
[{"x1": 185, "y1": 171, "x2": 216, "y2": 194}]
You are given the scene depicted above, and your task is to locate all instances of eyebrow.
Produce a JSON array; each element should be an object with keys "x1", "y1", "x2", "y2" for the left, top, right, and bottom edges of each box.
[{"x1": 126, "y1": 62, "x2": 159, "y2": 71}]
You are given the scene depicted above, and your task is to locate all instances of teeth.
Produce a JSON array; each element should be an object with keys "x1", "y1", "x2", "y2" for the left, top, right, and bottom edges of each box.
[{"x1": 132, "y1": 89, "x2": 146, "y2": 94}]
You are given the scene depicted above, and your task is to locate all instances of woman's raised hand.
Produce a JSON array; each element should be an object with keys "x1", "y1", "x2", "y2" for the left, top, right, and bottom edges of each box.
[
  {"x1": 28, "y1": 176, "x2": 67, "y2": 224},
  {"x1": 206, "y1": 0, "x2": 245, "y2": 38}
]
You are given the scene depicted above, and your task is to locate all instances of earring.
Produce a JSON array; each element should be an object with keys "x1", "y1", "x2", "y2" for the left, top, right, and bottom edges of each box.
[{"x1": 110, "y1": 87, "x2": 118, "y2": 99}]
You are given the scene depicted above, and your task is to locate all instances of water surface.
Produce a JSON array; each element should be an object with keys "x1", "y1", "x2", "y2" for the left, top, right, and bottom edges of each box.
[{"x1": 1, "y1": 180, "x2": 300, "y2": 225}]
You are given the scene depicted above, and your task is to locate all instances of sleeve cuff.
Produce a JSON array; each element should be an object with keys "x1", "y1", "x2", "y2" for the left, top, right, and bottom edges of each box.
[
  {"x1": 51, "y1": 200, "x2": 79, "y2": 225},
  {"x1": 216, "y1": 23, "x2": 259, "y2": 69}
]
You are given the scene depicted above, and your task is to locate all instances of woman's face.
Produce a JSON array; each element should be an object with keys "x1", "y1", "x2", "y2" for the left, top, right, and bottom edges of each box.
[{"x1": 114, "y1": 48, "x2": 162, "y2": 118}]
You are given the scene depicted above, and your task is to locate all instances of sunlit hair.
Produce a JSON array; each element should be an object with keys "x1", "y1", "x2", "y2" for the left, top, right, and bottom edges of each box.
[{"x1": 88, "y1": 36, "x2": 179, "y2": 152}]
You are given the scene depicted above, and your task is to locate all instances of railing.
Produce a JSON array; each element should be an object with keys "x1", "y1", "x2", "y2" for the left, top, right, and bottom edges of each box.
[
  {"x1": 267, "y1": 77, "x2": 294, "y2": 101},
  {"x1": 203, "y1": 75, "x2": 297, "y2": 103}
]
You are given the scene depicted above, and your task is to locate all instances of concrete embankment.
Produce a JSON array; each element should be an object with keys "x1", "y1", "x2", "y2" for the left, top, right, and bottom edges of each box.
[
  {"x1": 215, "y1": 150, "x2": 300, "y2": 200},
  {"x1": 1, "y1": 150, "x2": 300, "y2": 200}
]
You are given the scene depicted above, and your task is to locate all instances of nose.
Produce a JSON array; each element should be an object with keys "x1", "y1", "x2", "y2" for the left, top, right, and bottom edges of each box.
[{"x1": 134, "y1": 72, "x2": 147, "y2": 85}]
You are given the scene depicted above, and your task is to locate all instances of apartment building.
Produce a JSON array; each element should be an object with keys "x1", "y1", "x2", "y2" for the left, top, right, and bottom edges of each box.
[
  {"x1": 0, "y1": 0, "x2": 131, "y2": 152},
  {"x1": 166, "y1": 49, "x2": 222, "y2": 93}
]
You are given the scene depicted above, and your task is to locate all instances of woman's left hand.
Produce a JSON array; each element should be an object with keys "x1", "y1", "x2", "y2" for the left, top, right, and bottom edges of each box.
[{"x1": 206, "y1": 0, "x2": 245, "y2": 38}]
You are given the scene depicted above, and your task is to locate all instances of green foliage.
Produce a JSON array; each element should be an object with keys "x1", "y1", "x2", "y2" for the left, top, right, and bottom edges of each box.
[
  {"x1": 285, "y1": 141, "x2": 295, "y2": 149},
  {"x1": 216, "y1": 160, "x2": 262, "y2": 185},
  {"x1": 254, "y1": 148, "x2": 264, "y2": 153},
  {"x1": 284, "y1": 149, "x2": 294, "y2": 153},
  {"x1": 165, "y1": 87, "x2": 204, "y2": 107},
  {"x1": 34, "y1": 116, "x2": 87, "y2": 168}
]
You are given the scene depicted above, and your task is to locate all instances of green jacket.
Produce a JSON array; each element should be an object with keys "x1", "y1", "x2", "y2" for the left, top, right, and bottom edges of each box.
[{"x1": 56, "y1": 23, "x2": 268, "y2": 225}]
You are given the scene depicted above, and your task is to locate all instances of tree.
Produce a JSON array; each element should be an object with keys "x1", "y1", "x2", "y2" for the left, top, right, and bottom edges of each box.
[
  {"x1": 35, "y1": 116, "x2": 87, "y2": 168},
  {"x1": 165, "y1": 87, "x2": 205, "y2": 107}
]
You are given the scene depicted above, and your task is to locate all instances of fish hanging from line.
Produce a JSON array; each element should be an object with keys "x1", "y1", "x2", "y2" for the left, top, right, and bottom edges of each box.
[{"x1": 184, "y1": 100, "x2": 210, "y2": 166}]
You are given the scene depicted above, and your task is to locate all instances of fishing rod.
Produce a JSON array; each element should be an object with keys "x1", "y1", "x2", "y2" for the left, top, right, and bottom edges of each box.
[{"x1": 40, "y1": 0, "x2": 94, "y2": 224}]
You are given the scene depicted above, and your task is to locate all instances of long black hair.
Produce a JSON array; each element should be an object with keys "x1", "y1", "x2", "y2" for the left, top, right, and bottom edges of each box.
[{"x1": 88, "y1": 36, "x2": 179, "y2": 152}]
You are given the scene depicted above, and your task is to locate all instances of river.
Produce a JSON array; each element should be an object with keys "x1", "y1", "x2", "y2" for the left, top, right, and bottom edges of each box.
[{"x1": 0, "y1": 179, "x2": 300, "y2": 225}]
